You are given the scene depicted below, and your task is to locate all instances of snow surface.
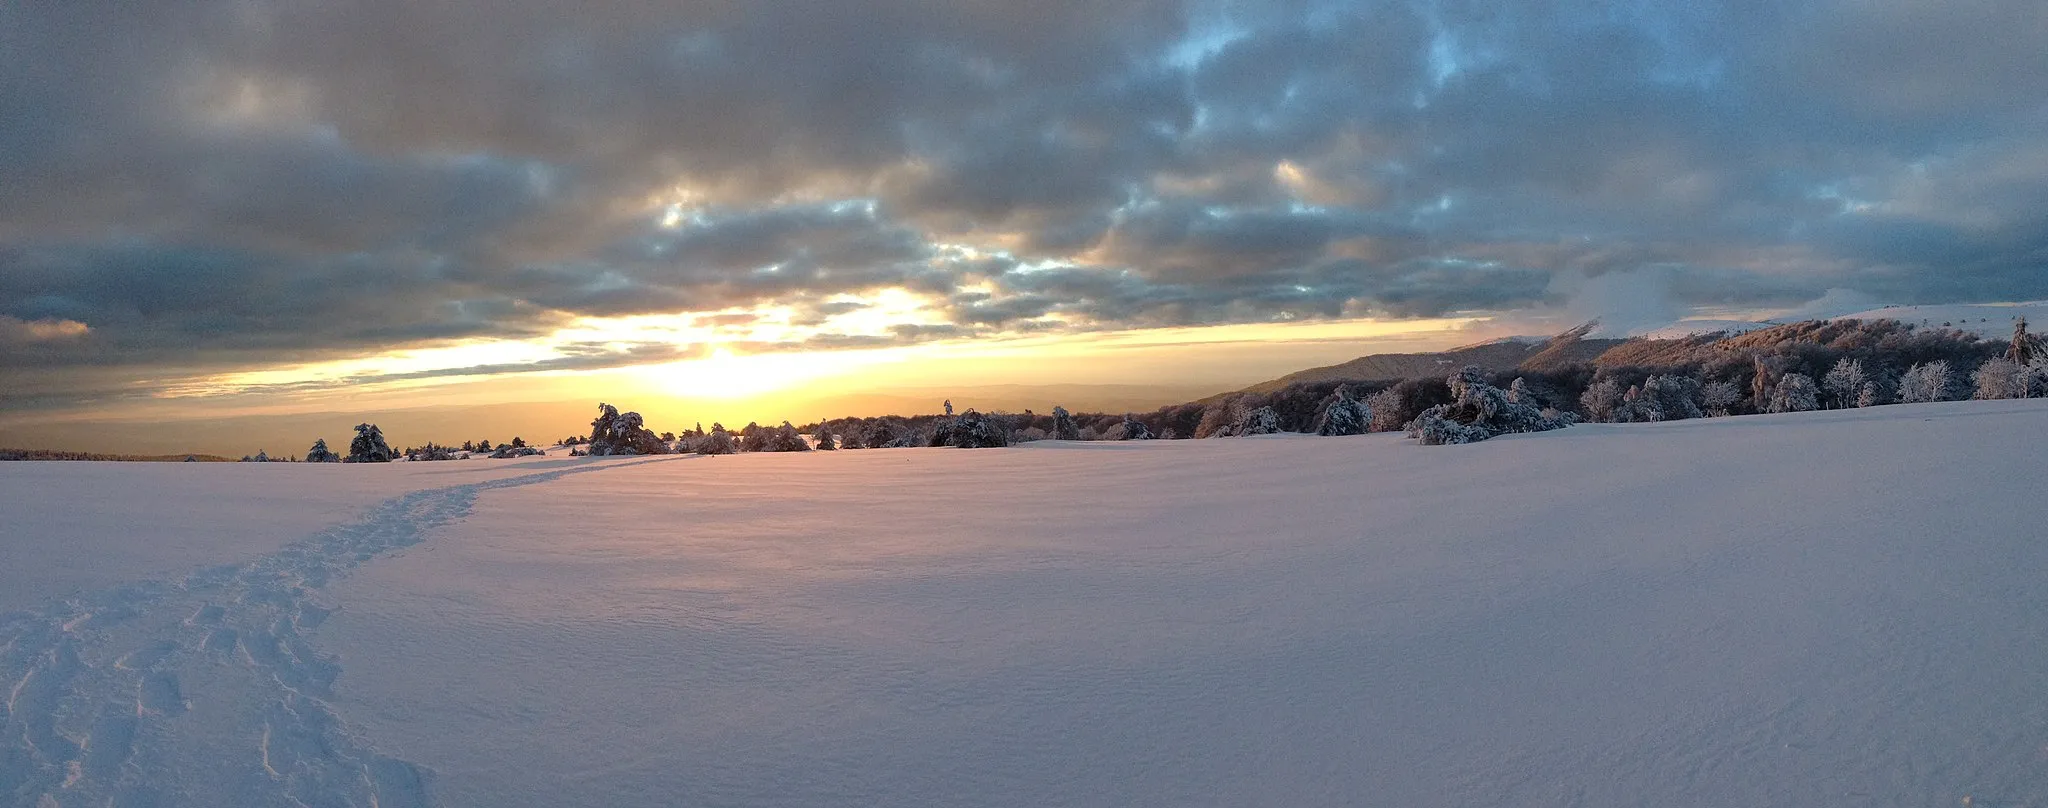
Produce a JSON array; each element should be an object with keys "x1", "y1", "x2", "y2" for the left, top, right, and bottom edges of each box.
[
  {"x1": 5, "y1": 402, "x2": 2048, "y2": 806},
  {"x1": 1832, "y1": 302, "x2": 2048, "y2": 338}
]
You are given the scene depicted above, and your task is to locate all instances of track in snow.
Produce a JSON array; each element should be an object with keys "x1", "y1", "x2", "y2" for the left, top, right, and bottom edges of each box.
[{"x1": 0, "y1": 457, "x2": 677, "y2": 808}]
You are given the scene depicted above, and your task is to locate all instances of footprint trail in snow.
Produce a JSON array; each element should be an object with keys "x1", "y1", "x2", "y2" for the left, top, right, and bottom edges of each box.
[{"x1": 0, "y1": 458, "x2": 676, "y2": 808}]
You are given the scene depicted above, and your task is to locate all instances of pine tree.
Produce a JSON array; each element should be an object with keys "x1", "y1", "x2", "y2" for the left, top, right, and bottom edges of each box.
[
  {"x1": 1119, "y1": 414, "x2": 1153, "y2": 440},
  {"x1": 1051, "y1": 406, "x2": 1082, "y2": 441},
  {"x1": 346, "y1": 423, "x2": 394, "y2": 462},
  {"x1": 1313, "y1": 387, "x2": 1371, "y2": 436},
  {"x1": 949, "y1": 410, "x2": 1012, "y2": 448},
  {"x1": 305, "y1": 437, "x2": 340, "y2": 463},
  {"x1": 1233, "y1": 405, "x2": 1282, "y2": 436},
  {"x1": 697, "y1": 423, "x2": 738, "y2": 455},
  {"x1": 813, "y1": 423, "x2": 837, "y2": 450}
]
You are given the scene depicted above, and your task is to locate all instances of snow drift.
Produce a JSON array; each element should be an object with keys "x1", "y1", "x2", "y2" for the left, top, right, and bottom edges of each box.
[{"x1": 4, "y1": 400, "x2": 2047, "y2": 807}]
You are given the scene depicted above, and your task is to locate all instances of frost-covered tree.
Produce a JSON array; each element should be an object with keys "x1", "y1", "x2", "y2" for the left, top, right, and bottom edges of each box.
[
  {"x1": 1766, "y1": 372, "x2": 1820, "y2": 413},
  {"x1": 1857, "y1": 381, "x2": 1884, "y2": 408},
  {"x1": 1973, "y1": 357, "x2": 2028, "y2": 400},
  {"x1": 1409, "y1": 366, "x2": 1570, "y2": 445},
  {"x1": 1580, "y1": 378, "x2": 1627, "y2": 422},
  {"x1": 943, "y1": 399, "x2": 954, "y2": 416},
  {"x1": 1615, "y1": 375, "x2": 1703, "y2": 422},
  {"x1": 1195, "y1": 399, "x2": 1245, "y2": 438},
  {"x1": 510, "y1": 436, "x2": 526, "y2": 449},
  {"x1": 1898, "y1": 361, "x2": 1955, "y2": 403},
  {"x1": 1366, "y1": 388, "x2": 1407, "y2": 432},
  {"x1": 948, "y1": 410, "x2": 1011, "y2": 448},
  {"x1": 1822, "y1": 358, "x2": 1868, "y2": 408},
  {"x1": 305, "y1": 438, "x2": 340, "y2": 463},
  {"x1": 695, "y1": 423, "x2": 737, "y2": 455},
  {"x1": 2008, "y1": 317, "x2": 2036, "y2": 367},
  {"x1": 588, "y1": 403, "x2": 669, "y2": 455},
  {"x1": 1232, "y1": 405, "x2": 1282, "y2": 436},
  {"x1": 345, "y1": 423, "x2": 394, "y2": 463},
  {"x1": 1313, "y1": 387, "x2": 1371, "y2": 436},
  {"x1": 813, "y1": 423, "x2": 837, "y2": 450},
  {"x1": 1119, "y1": 413, "x2": 1153, "y2": 440},
  {"x1": 1050, "y1": 406, "x2": 1082, "y2": 441},
  {"x1": 1700, "y1": 381, "x2": 1742, "y2": 417},
  {"x1": 752, "y1": 421, "x2": 810, "y2": 452}
]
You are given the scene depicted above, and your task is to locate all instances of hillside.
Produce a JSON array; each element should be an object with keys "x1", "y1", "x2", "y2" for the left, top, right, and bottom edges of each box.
[
  {"x1": 4, "y1": 401, "x2": 2046, "y2": 806},
  {"x1": 1217, "y1": 332, "x2": 1622, "y2": 399}
]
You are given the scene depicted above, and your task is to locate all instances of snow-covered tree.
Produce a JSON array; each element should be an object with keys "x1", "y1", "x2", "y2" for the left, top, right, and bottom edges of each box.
[
  {"x1": 1822, "y1": 358, "x2": 1868, "y2": 408},
  {"x1": 2008, "y1": 316, "x2": 2036, "y2": 367},
  {"x1": 943, "y1": 399, "x2": 954, "y2": 416},
  {"x1": 345, "y1": 423, "x2": 394, "y2": 463},
  {"x1": 755, "y1": 421, "x2": 811, "y2": 452},
  {"x1": 1313, "y1": 387, "x2": 1371, "y2": 436},
  {"x1": 1857, "y1": 381, "x2": 1884, "y2": 408},
  {"x1": 1580, "y1": 378, "x2": 1627, "y2": 422},
  {"x1": 1366, "y1": 388, "x2": 1407, "y2": 432},
  {"x1": 1119, "y1": 413, "x2": 1153, "y2": 440},
  {"x1": 1050, "y1": 406, "x2": 1082, "y2": 441},
  {"x1": 510, "y1": 436, "x2": 526, "y2": 449},
  {"x1": 1766, "y1": 372, "x2": 1820, "y2": 413},
  {"x1": 1616, "y1": 375, "x2": 1703, "y2": 422},
  {"x1": 305, "y1": 438, "x2": 340, "y2": 463},
  {"x1": 588, "y1": 404, "x2": 670, "y2": 455},
  {"x1": 948, "y1": 410, "x2": 1011, "y2": 448},
  {"x1": 695, "y1": 423, "x2": 738, "y2": 455},
  {"x1": 1973, "y1": 357, "x2": 2028, "y2": 400},
  {"x1": 1700, "y1": 381, "x2": 1742, "y2": 416},
  {"x1": 1898, "y1": 361, "x2": 1954, "y2": 403},
  {"x1": 813, "y1": 423, "x2": 837, "y2": 450},
  {"x1": 1409, "y1": 366, "x2": 1570, "y2": 445},
  {"x1": 1232, "y1": 405, "x2": 1282, "y2": 436}
]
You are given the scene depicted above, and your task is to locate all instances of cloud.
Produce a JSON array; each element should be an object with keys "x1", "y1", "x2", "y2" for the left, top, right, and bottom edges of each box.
[
  {"x1": 4, "y1": 0, "x2": 2048, "y2": 408},
  {"x1": 0, "y1": 316, "x2": 90, "y2": 343}
]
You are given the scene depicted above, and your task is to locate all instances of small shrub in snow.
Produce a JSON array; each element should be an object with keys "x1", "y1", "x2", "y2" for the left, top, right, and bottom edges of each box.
[
  {"x1": 1898, "y1": 361, "x2": 1954, "y2": 403},
  {"x1": 1766, "y1": 372, "x2": 1820, "y2": 413},
  {"x1": 489, "y1": 444, "x2": 544, "y2": 458},
  {"x1": 305, "y1": 438, "x2": 340, "y2": 463},
  {"x1": 345, "y1": 423, "x2": 394, "y2": 463}
]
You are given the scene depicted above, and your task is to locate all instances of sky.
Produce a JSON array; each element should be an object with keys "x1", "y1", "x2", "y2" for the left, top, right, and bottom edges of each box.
[{"x1": 3, "y1": 0, "x2": 2047, "y2": 449}]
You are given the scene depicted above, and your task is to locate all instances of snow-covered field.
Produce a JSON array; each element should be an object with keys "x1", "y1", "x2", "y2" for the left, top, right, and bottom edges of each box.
[{"x1": 5, "y1": 400, "x2": 2047, "y2": 807}]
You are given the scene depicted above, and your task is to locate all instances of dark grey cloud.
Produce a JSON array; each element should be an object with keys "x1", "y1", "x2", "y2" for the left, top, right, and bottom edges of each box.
[{"x1": 5, "y1": 0, "x2": 2047, "y2": 409}]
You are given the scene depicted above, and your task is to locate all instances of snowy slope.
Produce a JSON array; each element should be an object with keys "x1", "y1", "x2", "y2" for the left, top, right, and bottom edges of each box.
[
  {"x1": 1833, "y1": 301, "x2": 2048, "y2": 338},
  {"x1": 5, "y1": 403, "x2": 2048, "y2": 807}
]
